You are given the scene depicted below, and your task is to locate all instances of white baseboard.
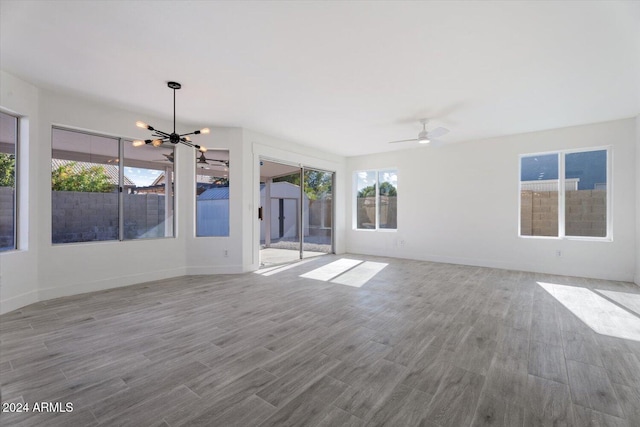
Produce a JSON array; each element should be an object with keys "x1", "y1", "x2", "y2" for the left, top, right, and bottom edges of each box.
[
  {"x1": 37, "y1": 267, "x2": 187, "y2": 302},
  {"x1": 346, "y1": 245, "x2": 634, "y2": 282},
  {"x1": 185, "y1": 264, "x2": 247, "y2": 275},
  {"x1": 0, "y1": 290, "x2": 39, "y2": 315},
  {"x1": 1, "y1": 265, "x2": 256, "y2": 314}
]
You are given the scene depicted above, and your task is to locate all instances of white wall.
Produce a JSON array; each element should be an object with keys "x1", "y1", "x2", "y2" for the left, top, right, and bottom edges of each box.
[
  {"x1": 0, "y1": 71, "x2": 40, "y2": 312},
  {"x1": 346, "y1": 118, "x2": 637, "y2": 282}
]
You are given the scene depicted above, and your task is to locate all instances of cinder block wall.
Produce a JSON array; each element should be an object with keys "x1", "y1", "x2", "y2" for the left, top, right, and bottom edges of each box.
[
  {"x1": 521, "y1": 190, "x2": 606, "y2": 237},
  {"x1": 0, "y1": 186, "x2": 15, "y2": 248},
  {"x1": 51, "y1": 191, "x2": 166, "y2": 243}
]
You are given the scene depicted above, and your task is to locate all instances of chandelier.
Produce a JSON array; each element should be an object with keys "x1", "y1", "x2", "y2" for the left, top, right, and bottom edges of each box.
[{"x1": 133, "y1": 81, "x2": 209, "y2": 152}]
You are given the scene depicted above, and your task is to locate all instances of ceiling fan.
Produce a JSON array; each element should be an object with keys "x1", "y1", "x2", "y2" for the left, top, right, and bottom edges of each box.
[
  {"x1": 388, "y1": 119, "x2": 450, "y2": 146},
  {"x1": 197, "y1": 152, "x2": 229, "y2": 169},
  {"x1": 153, "y1": 152, "x2": 228, "y2": 169}
]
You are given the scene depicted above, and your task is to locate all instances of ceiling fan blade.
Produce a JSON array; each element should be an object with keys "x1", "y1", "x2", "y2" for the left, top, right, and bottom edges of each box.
[
  {"x1": 427, "y1": 127, "x2": 450, "y2": 139},
  {"x1": 388, "y1": 138, "x2": 418, "y2": 144}
]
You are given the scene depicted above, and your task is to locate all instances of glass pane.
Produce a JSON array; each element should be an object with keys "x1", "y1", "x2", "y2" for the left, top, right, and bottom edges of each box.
[
  {"x1": 378, "y1": 169, "x2": 397, "y2": 229},
  {"x1": 356, "y1": 171, "x2": 376, "y2": 229},
  {"x1": 0, "y1": 112, "x2": 17, "y2": 251},
  {"x1": 565, "y1": 150, "x2": 607, "y2": 237},
  {"x1": 123, "y1": 142, "x2": 174, "y2": 239},
  {"x1": 269, "y1": 171, "x2": 301, "y2": 244},
  {"x1": 520, "y1": 154, "x2": 559, "y2": 237},
  {"x1": 303, "y1": 169, "x2": 333, "y2": 253},
  {"x1": 51, "y1": 128, "x2": 119, "y2": 244},
  {"x1": 196, "y1": 150, "x2": 230, "y2": 237}
]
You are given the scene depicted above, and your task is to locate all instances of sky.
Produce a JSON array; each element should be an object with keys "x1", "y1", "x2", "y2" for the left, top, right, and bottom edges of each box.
[
  {"x1": 357, "y1": 170, "x2": 398, "y2": 191},
  {"x1": 520, "y1": 150, "x2": 606, "y2": 190},
  {"x1": 125, "y1": 167, "x2": 162, "y2": 187}
]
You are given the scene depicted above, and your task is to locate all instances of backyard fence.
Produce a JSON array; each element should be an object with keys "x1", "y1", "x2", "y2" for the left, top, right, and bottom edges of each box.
[
  {"x1": 51, "y1": 191, "x2": 167, "y2": 243},
  {"x1": 520, "y1": 190, "x2": 606, "y2": 237}
]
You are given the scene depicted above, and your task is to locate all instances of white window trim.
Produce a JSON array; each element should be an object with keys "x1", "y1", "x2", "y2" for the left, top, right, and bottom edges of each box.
[
  {"x1": 0, "y1": 110, "x2": 19, "y2": 252},
  {"x1": 353, "y1": 168, "x2": 398, "y2": 232},
  {"x1": 51, "y1": 126, "x2": 176, "y2": 244},
  {"x1": 518, "y1": 146, "x2": 612, "y2": 241}
]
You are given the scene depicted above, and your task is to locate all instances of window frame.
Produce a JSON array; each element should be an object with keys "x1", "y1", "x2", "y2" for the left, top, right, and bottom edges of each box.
[
  {"x1": 353, "y1": 168, "x2": 398, "y2": 232},
  {"x1": 0, "y1": 110, "x2": 19, "y2": 252},
  {"x1": 51, "y1": 126, "x2": 176, "y2": 245},
  {"x1": 195, "y1": 149, "x2": 230, "y2": 238},
  {"x1": 518, "y1": 146, "x2": 612, "y2": 241}
]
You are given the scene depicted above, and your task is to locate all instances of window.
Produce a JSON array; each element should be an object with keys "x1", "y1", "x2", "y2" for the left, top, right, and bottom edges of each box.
[
  {"x1": 123, "y1": 141, "x2": 174, "y2": 240},
  {"x1": 51, "y1": 127, "x2": 175, "y2": 244},
  {"x1": 196, "y1": 150, "x2": 230, "y2": 237},
  {"x1": 0, "y1": 111, "x2": 18, "y2": 251},
  {"x1": 355, "y1": 169, "x2": 397, "y2": 230},
  {"x1": 519, "y1": 148, "x2": 609, "y2": 239}
]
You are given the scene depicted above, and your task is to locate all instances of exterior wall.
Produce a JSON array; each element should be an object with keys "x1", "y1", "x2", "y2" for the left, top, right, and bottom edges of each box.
[
  {"x1": 356, "y1": 196, "x2": 397, "y2": 229},
  {"x1": 0, "y1": 186, "x2": 14, "y2": 248},
  {"x1": 565, "y1": 190, "x2": 606, "y2": 237},
  {"x1": 51, "y1": 191, "x2": 166, "y2": 243},
  {"x1": 308, "y1": 197, "x2": 332, "y2": 234},
  {"x1": 196, "y1": 200, "x2": 230, "y2": 237},
  {"x1": 520, "y1": 190, "x2": 606, "y2": 237}
]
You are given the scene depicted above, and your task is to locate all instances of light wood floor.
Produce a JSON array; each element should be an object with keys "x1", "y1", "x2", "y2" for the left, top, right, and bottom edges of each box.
[{"x1": 2, "y1": 254, "x2": 640, "y2": 426}]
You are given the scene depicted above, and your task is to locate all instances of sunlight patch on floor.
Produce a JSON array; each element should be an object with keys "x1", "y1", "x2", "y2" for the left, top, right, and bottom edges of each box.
[
  {"x1": 299, "y1": 258, "x2": 388, "y2": 288},
  {"x1": 300, "y1": 258, "x2": 363, "y2": 281},
  {"x1": 595, "y1": 289, "x2": 640, "y2": 317},
  {"x1": 330, "y1": 261, "x2": 388, "y2": 288},
  {"x1": 255, "y1": 258, "x2": 316, "y2": 276},
  {"x1": 538, "y1": 282, "x2": 640, "y2": 341}
]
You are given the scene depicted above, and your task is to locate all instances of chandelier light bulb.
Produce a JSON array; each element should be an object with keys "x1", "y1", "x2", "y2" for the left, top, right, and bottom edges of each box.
[
  {"x1": 199, "y1": 146, "x2": 208, "y2": 153},
  {"x1": 132, "y1": 140, "x2": 145, "y2": 147},
  {"x1": 200, "y1": 128, "x2": 210, "y2": 134},
  {"x1": 151, "y1": 139, "x2": 163, "y2": 147},
  {"x1": 136, "y1": 121, "x2": 149, "y2": 129}
]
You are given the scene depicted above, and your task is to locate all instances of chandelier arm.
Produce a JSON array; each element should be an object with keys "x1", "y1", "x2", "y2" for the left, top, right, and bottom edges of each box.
[
  {"x1": 152, "y1": 130, "x2": 171, "y2": 138},
  {"x1": 179, "y1": 130, "x2": 201, "y2": 138},
  {"x1": 180, "y1": 140, "x2": 196, "y2": 148}
]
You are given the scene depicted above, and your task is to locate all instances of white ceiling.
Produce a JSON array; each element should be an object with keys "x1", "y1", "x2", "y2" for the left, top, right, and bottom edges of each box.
[{"x1": 1, "y1": 1, "x2": 639, "y2": 157}]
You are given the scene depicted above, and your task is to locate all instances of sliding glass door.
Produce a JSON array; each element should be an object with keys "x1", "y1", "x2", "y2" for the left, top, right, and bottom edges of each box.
[
  {"x1": 259, "y1": 160, "x2": 334, "y2": 267},
  {"x1": 302, "y1": 167, "x2": 333, "y2": 255}
]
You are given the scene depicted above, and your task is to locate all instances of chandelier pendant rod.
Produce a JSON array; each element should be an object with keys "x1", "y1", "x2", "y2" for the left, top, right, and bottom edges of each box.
[{"x1": 173, "y1": 86, "x2": 176, "y2": 135}]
